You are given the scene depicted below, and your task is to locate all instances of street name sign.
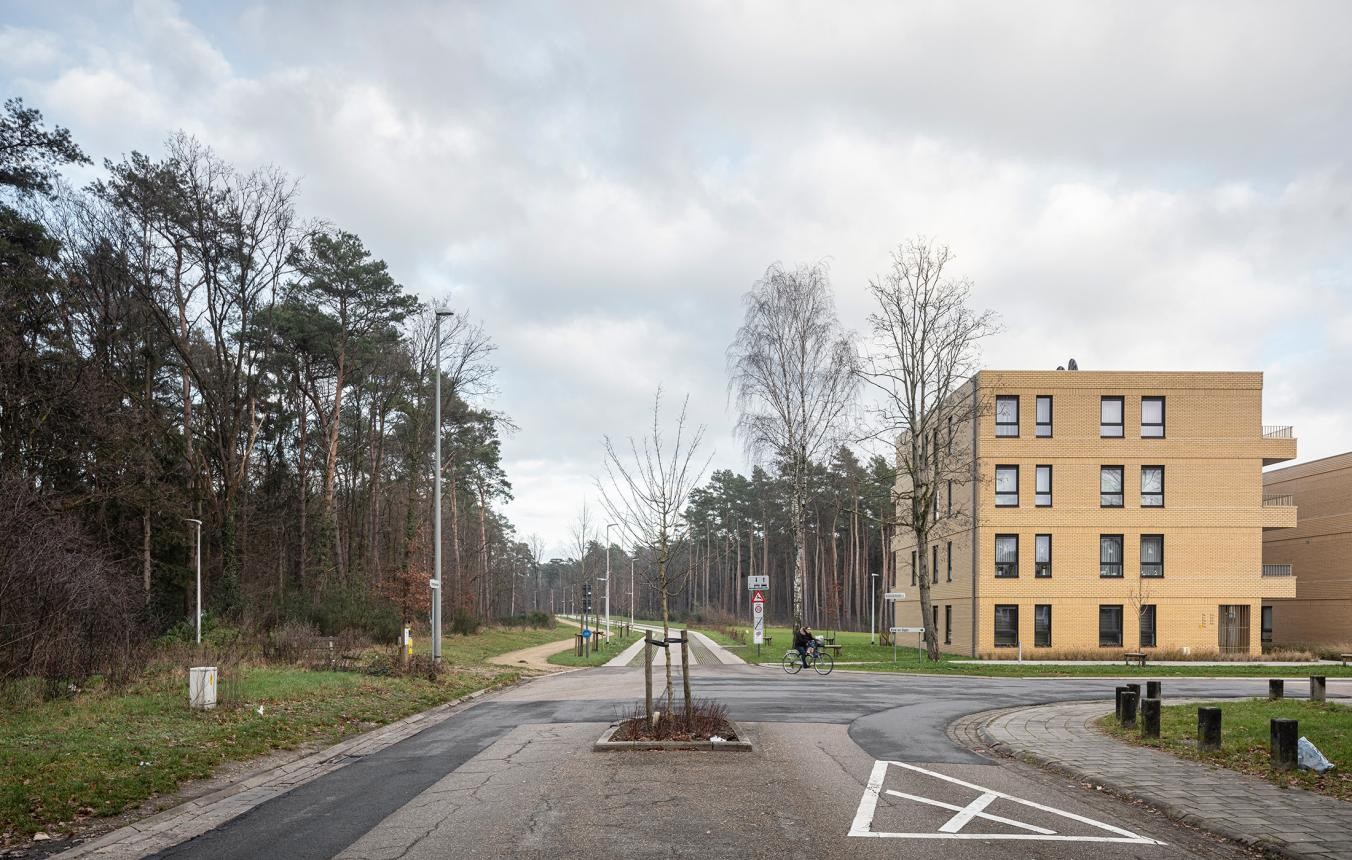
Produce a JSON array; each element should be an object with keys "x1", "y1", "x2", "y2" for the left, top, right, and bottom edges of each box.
[
  {"x1": 883, "y1": 592, "x2": 906, "y2": 601},
  {"x1": 746, "y1": 574, "x2": 769, "y2": 590},
  {"x1": 890, "y1": 626, "x2": 924, "y2": 633}
]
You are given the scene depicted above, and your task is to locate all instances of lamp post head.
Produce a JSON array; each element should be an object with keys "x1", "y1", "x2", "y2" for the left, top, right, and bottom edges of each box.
[
  {"x1": 184, "y1": 518, "x2": 202, "y2": 526},
  {"x1": 434, "y1": 309, "x2": 455, "y2": 318}
]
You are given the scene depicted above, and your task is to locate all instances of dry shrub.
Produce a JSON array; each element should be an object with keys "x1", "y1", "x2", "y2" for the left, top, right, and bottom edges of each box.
[{"x1": 613, "y1": 698, "x2": 736, "y2": 741}]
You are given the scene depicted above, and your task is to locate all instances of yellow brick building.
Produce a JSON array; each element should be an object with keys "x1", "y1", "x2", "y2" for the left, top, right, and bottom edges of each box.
[
  {"x1": 1262, "y1": 452, "x2": 1352, "y2": 647},
  {"x1": 892, "y1": 370, "x2": 1296, "y2": 657}
]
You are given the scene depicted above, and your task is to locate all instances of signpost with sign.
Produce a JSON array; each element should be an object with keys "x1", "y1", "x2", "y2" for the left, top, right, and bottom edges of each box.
[
  {"x1": 747, "y1": 574, "x2": 769, "y2": 591},
  {"x1": 751, "y1": 588, "x2": 766, "y2": 661}
]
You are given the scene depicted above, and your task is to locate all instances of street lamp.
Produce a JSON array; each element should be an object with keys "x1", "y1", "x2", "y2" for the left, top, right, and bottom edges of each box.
[
  {"x1": 432, "y1": 309, "x2": 454, "y2": 665},
  {"x1": 605, "y1": 523, "x2": 616, "y2": 642},
  {"x1": 870, "y1": 572, "x2": 880, "y2": 645},
  {"x1": 184, "y1": 518, "x2": 202, "y2": 644},
  {"x1": 630, "y1": 557, "x2": 635, "y2": 628}
]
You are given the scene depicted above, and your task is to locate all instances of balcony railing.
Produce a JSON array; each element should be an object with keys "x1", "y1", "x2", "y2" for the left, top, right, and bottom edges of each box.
[
  {"x1": 1262, "y1": 563, "x2": 1293, "y2": 577},
  {"x1": 1262, "y1": 494, "x2": 1294, "y2": 507},
  {"x1": 1263, "y1": 425, "x2": 1294, "y2": 439}
]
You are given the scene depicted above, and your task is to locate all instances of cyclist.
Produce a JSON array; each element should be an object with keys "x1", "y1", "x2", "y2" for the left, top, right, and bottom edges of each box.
[{"x1": 792, "y1": 625, "x2": 813, "y2": 669}]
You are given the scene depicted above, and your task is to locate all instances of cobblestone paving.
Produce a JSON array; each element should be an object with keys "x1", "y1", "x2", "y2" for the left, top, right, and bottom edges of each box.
[{"x1": 957, "y1": 700, "x2": 1352, "y2": 860}]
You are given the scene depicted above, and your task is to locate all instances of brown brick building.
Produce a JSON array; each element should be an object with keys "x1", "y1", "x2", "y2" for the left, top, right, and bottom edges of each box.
[
  {"x1": 1262, "y1": 452, "x2": 1352, "y2": 647},
  {"x1": 892, "y1": 370, "x2": 1296, "y2": 657}
]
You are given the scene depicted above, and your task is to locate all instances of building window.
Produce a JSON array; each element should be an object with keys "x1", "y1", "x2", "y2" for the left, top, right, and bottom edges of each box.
[
  {"x1": 932, "y1": 545, "x2": 939, "y2": 584},
  {"x1": 1139, "y1": 604, "x2": 1157, "y2": 648},
  {"x1": 1141, "y1": 466, "x2": 1164, "y2": 507},
  {"x1": 995, "y1": 465, "x2": 1019, "y2": 506},
  {"x1": 1261, "y1": 605, "x2": 1273, "y2": 644},
  {"x1": 910, "y1": 550, "x2": 916, "y2": 586},
  {"x1": 996, "y1": 395, "x2": 1019, "y2": 437},
  {"x1": 995, "y1": 534, "x2": 1019, "y2": 578},
  {"x1": 947, "y1": 415, "x2": 954, "y2": 449},
  {"x1": 947, "y1": 480, "x2": 953, "y2": 515},
  {"x1": 1141, "y1": 397, "x2": 1165, "y2": 438},
  {"x1": 1101, "y1": 396, "x2": 1124, "y2": 437},
  {"x1": 933, "y1": 491, "x2": 939, "y2": 520},
  {"x1": 946, "y1": 541, "x2": 952, "y2": 582},
  {"x1": 1035, "y1": 534, "x2": 1052, "y2": 578},
  {"x1": 1100, "y1": 534, "x2": 1124, "y2": 578},
  {"x1": 1100, "y1": 466, "x2": 1124, "y2": 507},
  {"x1": 1034, "y1": 604, "x2": 1052, "y2": 647},
  {"x1": 933, "y1": 605, "x2": 939, "y2": 637},
  {"x1": 1035, "y1": 395, "x2": 1053, "y2": 437},
  {"x1": 944, "y1": 605, "x2": 952, "y2": 644},
  {"x1": 1141, "y1": 534, "x2": 1164, "y2": 578},
  {"x1": 1099, "y1": 605, "x2": 1124, "y2": 647},
  {"x1": 994, "y1": 605, "x2": 1019, "y2": 647},
  {"x1": 1035, "y1": 465, "x2": 1052, "y2": 506}
]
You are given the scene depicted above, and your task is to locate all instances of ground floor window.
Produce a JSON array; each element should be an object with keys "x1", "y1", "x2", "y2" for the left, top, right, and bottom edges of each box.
[
  {"x1": 1034, "y1": 604, "x2": 1051, "y2": 647},
  {"x1": 1139, "y1": 604, "x2": 1156, "y2": 648},
  {"x1": 994, "y1": 604, "x2": 1019, "y2": 647},
  {"x1": 944, "y1": 605, "x2": 952, "y2": 644},
  {"x1": 1099, "y1": 604, "x2": 1123, "y2": 647},
  {"x1": 1261, "y1": 605, "x2": 1273, "y2": 644}
]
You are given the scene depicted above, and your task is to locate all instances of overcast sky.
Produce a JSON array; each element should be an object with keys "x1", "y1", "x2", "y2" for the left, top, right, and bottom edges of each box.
[{"x1": 4, "y1": 1, "x2": 1350, "y2": 555}]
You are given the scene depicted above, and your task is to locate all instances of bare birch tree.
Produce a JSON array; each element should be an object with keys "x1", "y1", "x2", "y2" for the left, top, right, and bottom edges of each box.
[
  {"x1": 598, "y1": 388, "x2": 710, "y2": 711},
  {"x1": 858, "y1": 238, "x2": 998, "y2": 660},
  {"x1": 728, "y1": 262, "x2": 856, "y2": 624}
]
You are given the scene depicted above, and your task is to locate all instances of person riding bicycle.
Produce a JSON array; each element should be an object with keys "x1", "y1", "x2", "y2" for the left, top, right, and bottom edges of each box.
[{"x1": 792, "y1": 625, "x2": 815, "y2": 669}]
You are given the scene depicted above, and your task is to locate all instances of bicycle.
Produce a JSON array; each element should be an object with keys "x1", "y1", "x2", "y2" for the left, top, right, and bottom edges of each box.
[{"x1": 781, "y1": 643, "x2": 833, "y2": 676}]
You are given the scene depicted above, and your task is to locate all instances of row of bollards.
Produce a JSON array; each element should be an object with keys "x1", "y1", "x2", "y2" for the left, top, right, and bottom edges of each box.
[{"x1": 1116, "y1": 677, "x2": 1326, "y2": 771}]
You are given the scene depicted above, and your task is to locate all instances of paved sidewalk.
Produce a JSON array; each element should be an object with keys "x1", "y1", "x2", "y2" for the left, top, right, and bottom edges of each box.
[{"x1": 960, "y1": 700, "x2": 1352, "y2": 860}]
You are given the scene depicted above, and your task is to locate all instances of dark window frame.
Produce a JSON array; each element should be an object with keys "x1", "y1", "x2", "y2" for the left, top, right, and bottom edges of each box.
[
  {"x1": 995, "y1": 534, "x2": 1019, "y2": 578},
  {"x1": 1100, "y1": 534, "x2": 1124, "y2": 578},
  {"x1": 946, "y1": 541, "x2": 952, "y2": 582},
  {"x1": 933, "y1": 605, "x2": 940, "y2": 638},
  {"x1": 1035, "y1": 533, "x2": 1052, "y2": 578},
  {"x1": 910, "y1": 550, "x2": 916, "y2": 586},
  {"x1": 944, "y1": 604, "x2": 952, "y2": 644},
  {"x1": 1100, "y1": 396, "x2": 1125, "y2": 437},
  {"x1": 994, "y1": 604, "x2": 1019, "y2": 648},
  {"x1": 932, "y1": 544, "x2": 938, "y2": 584},
  {"x1": 1139, "y1": 604, "x2": 1157, "y2": 648},
  {"x1": 1034, "y1": 604, "x2": 1052, "y2": 647},
  {"x1": 995, "y1": 395, "x2": 1020, "y2": 437},
  {"x1": 1100, "y1": 465, "x2": 1125, "y2": 507},
  {"x1": 1035, "y1": 464, "x2": 1053, "y2": 507},
  {"x1": 1099, "y1": 604, "x2": 1124, "y2": 647},
  {"x1": 1141, "y1": 465, "x2": 1165, "y2": 508},
  {"x1": 995, "y1": 464, "x2": 1019, "y2": 507},
  {"x1": 1035, "y1": 395, "x2": 1053, "y2": 437},
  {"x1": 1140, "y1": 534, "x2": 1164, "y2": 578},
  {"x1": 1261, "y1": 605, "x2": 1273, "y2": 644},
  {"x1": 947, "y1": 480, "x2": 953, "y2": 516},
  {"x1": 1141, "y1": 396, "x2": 1166, "y2": 438}
]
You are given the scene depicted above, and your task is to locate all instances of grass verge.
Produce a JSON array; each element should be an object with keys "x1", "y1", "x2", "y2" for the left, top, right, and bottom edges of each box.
[
  {"x1": 0, "y1": 623, "x2": 572, "y2": 843},
  {"x1": 1097, "y1": 698, "x2": 1352, "y2": 801},
  {"x1": 548, "y1": 629, "x2": 645, "y2": 667}
]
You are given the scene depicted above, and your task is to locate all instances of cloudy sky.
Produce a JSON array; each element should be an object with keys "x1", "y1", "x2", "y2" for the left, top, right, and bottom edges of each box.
[{"x1": 4, "y1": 1, "x2": 1350, "y2": 554}]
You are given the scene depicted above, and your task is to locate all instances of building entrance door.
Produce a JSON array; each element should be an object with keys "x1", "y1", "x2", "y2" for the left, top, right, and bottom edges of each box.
[{"x1": 1218, "y1": 604, "x2": 1251, "y2": 655}]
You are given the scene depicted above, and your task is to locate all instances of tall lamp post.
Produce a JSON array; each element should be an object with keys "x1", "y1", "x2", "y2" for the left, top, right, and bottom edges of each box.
[
  {"x1": 870, "y1": 571, "x2": 880, "y2": 645},
  {"x1": 432, "y1": 309, "x2": 454, "y2": 665},
  {"x1": 604, "y1": 523, "x2": 616, "y2": 642},
  {"x1": 184, "y1": 518, "x2": 202, "y2": 644},
  {"x1": 629, "y1": 557, "x2": 635, "y2": 628}
]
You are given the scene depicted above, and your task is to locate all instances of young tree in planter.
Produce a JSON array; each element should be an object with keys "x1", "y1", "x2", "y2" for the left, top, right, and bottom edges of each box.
[
  {"x1": 728, "y1": 262, "x2": 856, "y2": 625},
  {"x1": 598, "y1": 388, "x2": 710, "y2": 718},
  {"x1": 859, "y1": 239, "x2": 998, "y2": 660}
]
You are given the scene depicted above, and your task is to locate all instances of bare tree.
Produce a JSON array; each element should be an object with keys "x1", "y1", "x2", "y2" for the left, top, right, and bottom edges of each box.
[
  {"x1": 858, "y1": 238, "x2": 998, "y2": 660},
  {"x1": 598, "y1": 388, "x2": 710, "y2": 711},
  {"x1": 728, "y1": 262, "x2": 857, "y2": 624}
]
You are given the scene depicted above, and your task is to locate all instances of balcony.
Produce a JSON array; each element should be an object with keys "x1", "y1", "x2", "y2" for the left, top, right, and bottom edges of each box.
[
  {"x1": 1261, "y1": 563, "x2": 1297, "y2": 598},
  {"x1": 1260, "y1": 495, "x2": 1297, "y2": 529},
  {"x1": 1259, "y1": 425, "x2": 1297, "y2": 465}
]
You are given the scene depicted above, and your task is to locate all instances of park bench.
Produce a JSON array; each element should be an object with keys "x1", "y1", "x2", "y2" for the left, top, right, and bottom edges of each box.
[
  {"x1": 1341, "y1": 653, "x2": 1352, "y2": 667},
  {"x1": 819, "y1": 643, "x2": 843, "y2": 658},
  {"x1": 1123, "y1": 651, "x2": 1147, "y2": 667}
]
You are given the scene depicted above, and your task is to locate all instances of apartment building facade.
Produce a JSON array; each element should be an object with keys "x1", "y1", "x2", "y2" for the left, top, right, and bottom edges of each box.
[
  {"x1": 892, "y1": 370, "x2": 1296, "y2": 657},
  {"x1": 1262, "y1": 452, "x2": 1352, "y2": 646}
]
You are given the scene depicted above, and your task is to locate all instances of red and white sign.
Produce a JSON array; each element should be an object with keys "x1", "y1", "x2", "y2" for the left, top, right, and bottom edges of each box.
[{"x1": 752, "y1": 590, "x2": 765, "y2": 644}]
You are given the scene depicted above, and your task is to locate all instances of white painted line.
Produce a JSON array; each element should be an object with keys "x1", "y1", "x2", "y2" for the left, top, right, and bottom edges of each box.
[{"x1": 848, "y1": 760, "x2": 1165, "y2": 845}]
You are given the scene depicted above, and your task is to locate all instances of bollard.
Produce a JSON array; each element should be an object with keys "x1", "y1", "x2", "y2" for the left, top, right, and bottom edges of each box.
[
  {"x1": 1198, "y1": 707, "x2": 1222, "y2": 751},
  {"x1": 1311, "y1": 676, "x2": 1327, "y2": 703},
  {"x1": 1269, "y1": 679, "x2": 1284, "y2": 700},
  {"x1": 1270, "y1": 718, "x2": 1298, "y2": 770},
  {"x1": 1126, "y1": 683, "x2": 1142, "y2": 705},
  {"x1": 1121, "y1": 691, "x2": 1138, "y2": 729},
  {"x1": 1115, "y1": 686, "x2": 1129, "y2": 720},
  {"x1": 1146, "y1": 680, "x2": 1162, "y2": 700},
  {"x1": 1141, "y1": 698, "x2": 1161, "y2": 738}
]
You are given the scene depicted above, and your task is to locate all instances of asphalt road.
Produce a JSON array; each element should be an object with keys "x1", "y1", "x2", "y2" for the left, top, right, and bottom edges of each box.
[{"x1": 151, "y1": 665, "x2": 1340, "y2": 859}]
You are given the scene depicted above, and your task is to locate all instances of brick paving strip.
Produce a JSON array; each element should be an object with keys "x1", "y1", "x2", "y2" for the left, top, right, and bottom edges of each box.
[
  {"x1": 55, "y1": 682, "x2": 523, "y2": 859},
  {"x1": 953, "y1": 700, "x2": 1352, "y2": 860}
]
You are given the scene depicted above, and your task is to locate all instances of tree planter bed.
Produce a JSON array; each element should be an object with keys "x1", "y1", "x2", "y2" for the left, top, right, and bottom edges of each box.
[{"x1": 593, "y1": 720, "x2": 753, "y2": 752}]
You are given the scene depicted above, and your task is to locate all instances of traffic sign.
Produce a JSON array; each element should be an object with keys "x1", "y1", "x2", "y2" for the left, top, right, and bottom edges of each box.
[
  {"x1": 751, "y1": 589, "x2": 765, "y2": 644},
  {"x1": 581, "y1": 629, "x2": 592, "y2": 638},
  {"x1": 747, "y1": 574, "x2": 769, "y2": 590},
  {"x1": 752, "y1": 589, "x2": 766, "y2": 604}
]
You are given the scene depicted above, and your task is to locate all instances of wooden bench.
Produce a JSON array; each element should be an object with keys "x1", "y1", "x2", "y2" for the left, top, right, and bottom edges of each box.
[
  {"x1": 1123, "y1": 651, "x2": 1147, "y2": 667},
  {"x1": 1341, "y1": 653, "x2": 1352, "y2": 667},
  {"x1": 819, "y1": 644, "x2": 843, "y2": 658}
]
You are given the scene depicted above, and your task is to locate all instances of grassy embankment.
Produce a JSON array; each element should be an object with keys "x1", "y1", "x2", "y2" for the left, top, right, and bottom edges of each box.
[
  {"x1": 547, "y1": 627, "x2": 646, "y2": 667},
  {"x1": 710, "y1": 625, "x2": 1352, "y2": 677},
  {"x1": 0, "y1": 623, "x2": 573, "y2": 843},
  {"x1": 1098, "y1": 699, "x2": 1352, "y2": 801}
]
